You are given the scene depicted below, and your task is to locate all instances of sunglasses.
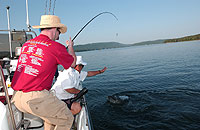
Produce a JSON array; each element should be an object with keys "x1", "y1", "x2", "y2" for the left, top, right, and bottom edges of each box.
[
  {"x1": 78, "y1": 64, "x2": 84, "y2": 68},
  {"x1": 57, "y1": 28, "x2": 61, "y2": 34}
]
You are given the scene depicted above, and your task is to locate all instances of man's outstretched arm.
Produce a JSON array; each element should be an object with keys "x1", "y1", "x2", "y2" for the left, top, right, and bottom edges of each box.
[{"x1": 87, "y1": 67, "x2": 107, "y2": 77}]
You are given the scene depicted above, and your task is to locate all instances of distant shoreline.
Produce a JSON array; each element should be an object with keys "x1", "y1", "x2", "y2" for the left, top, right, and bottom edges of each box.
[
  {"x1": 1, "y1": 33, "x2": 200, "y2": 58},
  {"x1": 164, "y1": 34, "x2": 200, "y2": 43}
]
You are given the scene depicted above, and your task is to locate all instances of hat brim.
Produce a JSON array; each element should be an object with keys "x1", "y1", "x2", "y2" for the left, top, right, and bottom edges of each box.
[
  {"x1": 81, "y1": 62, "x2": 87, "y2": 66},
  {"x1": 32, "y1": 23, "x2": 67, "y2": 34},
  {"x1": 76, "y1": 61, "x2": 87, "y2": 66}
]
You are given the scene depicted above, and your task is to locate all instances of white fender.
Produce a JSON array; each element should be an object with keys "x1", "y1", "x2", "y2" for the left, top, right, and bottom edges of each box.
[{"x1": 0, "y1": 102, "x2": 9, "y2": 130}]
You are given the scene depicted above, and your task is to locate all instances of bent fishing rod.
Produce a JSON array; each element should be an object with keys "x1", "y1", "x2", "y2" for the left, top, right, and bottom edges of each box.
[{"x1": 72, "y1": 11, "x2": 118, "y2": 42}]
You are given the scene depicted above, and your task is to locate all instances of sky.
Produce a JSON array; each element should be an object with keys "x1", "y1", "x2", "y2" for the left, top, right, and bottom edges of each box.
[{"x1": 0, "y1": 0, "x2": 200, "y2": 46}]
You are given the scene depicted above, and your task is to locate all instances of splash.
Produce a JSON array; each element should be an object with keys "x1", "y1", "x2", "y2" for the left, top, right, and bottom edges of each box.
[{"x1": 107, "y1": 94, "x2": 129, "y2": 105}]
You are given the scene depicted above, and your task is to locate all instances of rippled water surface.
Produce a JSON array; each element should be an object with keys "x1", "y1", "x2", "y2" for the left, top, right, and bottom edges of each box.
[{"x1": 77, "y1": 41, "x2": 200, "y2": 130}]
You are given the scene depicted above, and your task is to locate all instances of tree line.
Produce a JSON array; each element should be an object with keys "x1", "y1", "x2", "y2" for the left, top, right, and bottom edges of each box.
[{"x1": 164, "y1": 34, "x2": 200, "y2": 43}]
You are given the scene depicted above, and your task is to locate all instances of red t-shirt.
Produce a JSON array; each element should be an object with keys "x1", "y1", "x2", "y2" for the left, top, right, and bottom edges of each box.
[{"x1": 11, "y1": 34, "x2": 73, "y2": 92}]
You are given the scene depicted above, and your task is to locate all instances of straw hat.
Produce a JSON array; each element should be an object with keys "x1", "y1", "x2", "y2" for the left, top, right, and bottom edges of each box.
[
  {"x1": 32, "y1": 15, "x2": 67, "y2": 34},
  {"x1": 76, "y1": 56, "x2": 87, "y2": 66}
]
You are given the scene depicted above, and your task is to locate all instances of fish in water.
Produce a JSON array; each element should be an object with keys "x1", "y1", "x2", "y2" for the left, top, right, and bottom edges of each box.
[{"x1": 107, "y1": 94, "x2": 129, "y2": 105}]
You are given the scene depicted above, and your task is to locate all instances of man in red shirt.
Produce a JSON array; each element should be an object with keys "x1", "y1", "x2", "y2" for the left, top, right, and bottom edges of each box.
[{"x1": 11, "y1": 15, "x2": 76, "y2": 130}]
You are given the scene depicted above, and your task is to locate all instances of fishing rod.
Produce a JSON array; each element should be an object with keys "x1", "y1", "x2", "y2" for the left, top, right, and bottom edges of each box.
[{"x1": 72, "y1": 11, "x2": 118, "y2": 42}]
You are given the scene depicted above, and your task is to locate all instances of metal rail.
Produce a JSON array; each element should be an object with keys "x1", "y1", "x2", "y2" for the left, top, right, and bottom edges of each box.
[
  {"x1": 0, "y1": 30, "x2": 37, "y2": 38},
  {"x1": 0, "y1": 65, "x2": 17, "y2": 130}
]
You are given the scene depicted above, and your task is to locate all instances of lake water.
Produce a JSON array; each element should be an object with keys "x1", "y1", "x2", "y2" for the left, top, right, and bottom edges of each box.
[{"x1": 77, "y1": 41, "x2": 200, "y2": 130}]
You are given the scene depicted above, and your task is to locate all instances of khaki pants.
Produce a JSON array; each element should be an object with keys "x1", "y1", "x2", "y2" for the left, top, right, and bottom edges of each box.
[{"x1": 12, "y1": 90, "x2": 74, "y2": 130}]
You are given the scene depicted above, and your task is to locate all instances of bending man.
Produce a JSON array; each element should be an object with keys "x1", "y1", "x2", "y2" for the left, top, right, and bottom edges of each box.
[{"x1": 51, "y1": 56, "x2": 107, "y2": 115}]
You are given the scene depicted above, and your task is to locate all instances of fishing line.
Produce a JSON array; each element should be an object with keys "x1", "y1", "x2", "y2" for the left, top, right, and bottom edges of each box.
[
  {"x1": 53, "y1": 0, "x2": 57, "y2": 15},
  {"x1": 45, "y1": 0, "x2": 48, "y2": 14},
  {"x1": 49, "y1": 0, "x2": 51, "y2": 14},
  {"x1": 72, "y1": 11, "x2": 118, "y2": 42},
  {"x1": 45, "y1": 0, "x2": 56, "y2": 15}
]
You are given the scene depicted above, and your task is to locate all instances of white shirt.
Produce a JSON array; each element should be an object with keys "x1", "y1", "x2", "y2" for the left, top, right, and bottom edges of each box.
[{"x1": 51, "y1": 67, "x2": 87, "y2": 100}]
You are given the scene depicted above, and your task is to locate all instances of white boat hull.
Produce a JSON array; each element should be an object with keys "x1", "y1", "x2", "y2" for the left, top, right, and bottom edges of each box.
[{"x1": 0, "y1": 98, "x2": 92, "y2": 130}]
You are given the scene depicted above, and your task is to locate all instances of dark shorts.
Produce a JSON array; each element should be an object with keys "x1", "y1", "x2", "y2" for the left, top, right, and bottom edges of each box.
[{"x1": 61, "y1": 99, "x2": 72, "y2": 110}]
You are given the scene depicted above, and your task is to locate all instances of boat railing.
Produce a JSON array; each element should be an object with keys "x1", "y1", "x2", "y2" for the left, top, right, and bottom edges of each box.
[
  {"x1": 0, "y1": 30, "x2": 37, "y2": 38},
  {"x1": 0, "y1": 65, "x2": 17, "y2": 130},
  {"x1": 0, "y1": 65, "x2": 34, "y2": 130}
]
